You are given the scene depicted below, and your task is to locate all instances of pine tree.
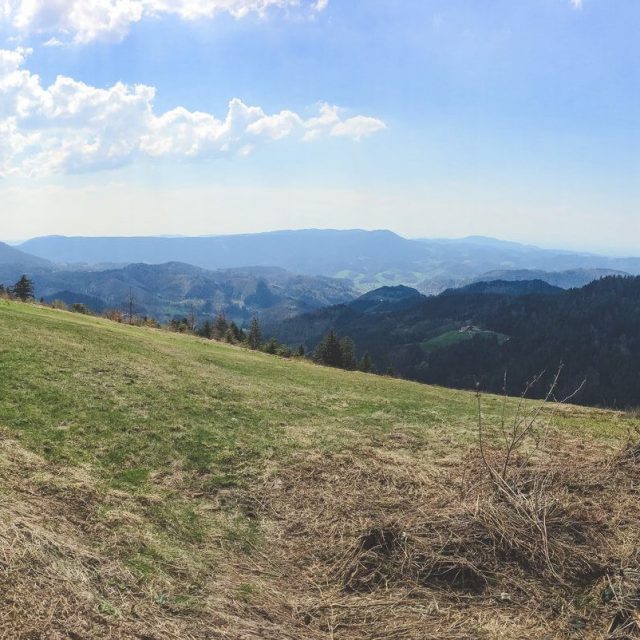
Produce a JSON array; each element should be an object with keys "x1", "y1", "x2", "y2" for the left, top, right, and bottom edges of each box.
[
  {"x1": 199, "y1": 319, "x2": 213, "y2": 339},
  {"x1": 358, "y1": 352, "x2": 374, "y2": 373},
  {"x1": 297, "y1": 344, "x2": 305, "y2": 357},
  {"x1": 229, "y1": 321, "x2": 244, "y2": 342},
  {"x1": 339, "y1": 337, "x2": 357, "y2": 370},
  {"x1": 315, "y1": 329, "x2": 343, "y2": 368},
  {"x1": 13, "y1": 275, "x2": 34, "y2": 301},
  {"x1": 214, "y1": 313, "x2": 229, "y2": 340},
  {"x1": 247, "y1": 317, "x2": 262, "y2": 350},
  {"x1": 263, "y1": 337, "x2": 279, "y2": 354}
]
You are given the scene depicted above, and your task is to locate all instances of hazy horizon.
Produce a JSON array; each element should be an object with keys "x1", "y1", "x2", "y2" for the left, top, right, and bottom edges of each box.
[
  {"x1": 4, "y1": 227, "x2": 638, "y2": 259},
  {"x1": 1, "y1": 1, "x2": 638, "y2": 254}
]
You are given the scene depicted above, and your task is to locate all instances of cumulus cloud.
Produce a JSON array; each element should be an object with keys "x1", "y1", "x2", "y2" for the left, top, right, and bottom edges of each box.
[
  {"x1": 1, "y1": 0, "x2": 328, "y2": 44},
  {"x1": 0, "y1": 47, "x2": 385, "y2": 177}
]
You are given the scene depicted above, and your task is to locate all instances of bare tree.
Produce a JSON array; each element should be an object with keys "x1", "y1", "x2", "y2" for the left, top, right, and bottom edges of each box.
[{"x1": 127, "y1": 288, "x2": 135, "y2": 325}]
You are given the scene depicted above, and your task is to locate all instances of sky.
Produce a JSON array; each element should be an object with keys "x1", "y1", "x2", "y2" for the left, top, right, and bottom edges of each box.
[{"x1": 0, "y1": 0, "x2": 638, "y2": 253}]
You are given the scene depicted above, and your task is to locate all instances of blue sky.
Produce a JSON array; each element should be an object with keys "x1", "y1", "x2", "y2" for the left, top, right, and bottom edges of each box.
[{"x1": 0, "y1": 0, "x2": 638, "y2": 252}]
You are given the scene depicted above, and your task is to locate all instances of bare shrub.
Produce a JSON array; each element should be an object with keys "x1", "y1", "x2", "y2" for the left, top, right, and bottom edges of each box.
[
  {"x1": 103, "y1": 309, "x2": 124, "y2": 323},
  {"x1": 49, "y1": 299, "x2": 68, "y2": 310}
]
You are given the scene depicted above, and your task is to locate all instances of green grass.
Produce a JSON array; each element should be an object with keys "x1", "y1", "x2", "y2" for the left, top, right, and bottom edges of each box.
[
  {"x1": 0, "y1": 301, "x2": 629, "y2": 486},
  {"x1": 421, "y1": 329, "x2": 510, "y2": 353},
  {"x1": 0, "y1": 302, "x2": 631, "y2": 559}
]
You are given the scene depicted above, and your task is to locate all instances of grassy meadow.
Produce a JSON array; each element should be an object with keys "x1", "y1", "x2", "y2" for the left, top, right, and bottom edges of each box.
[{"x1": 0, "y1": 300, "x2": 635, "y2": 639}]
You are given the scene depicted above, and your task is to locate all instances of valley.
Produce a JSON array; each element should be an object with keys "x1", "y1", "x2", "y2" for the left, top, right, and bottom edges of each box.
[{"x1": 5, "y1": 230, "x2": 640, "y2": 410}]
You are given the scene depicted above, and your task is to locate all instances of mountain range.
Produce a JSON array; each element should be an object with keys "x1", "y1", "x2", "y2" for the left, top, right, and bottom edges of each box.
[
  {"x1": 4, "y1": 230, "x2": 640, "y2": 329},
  {"x1": 5, "y1": 231, "x2": 640, "y2": 406},
  {"x1": 17, "y1": 230, "x2": 640, "y2": 293}
]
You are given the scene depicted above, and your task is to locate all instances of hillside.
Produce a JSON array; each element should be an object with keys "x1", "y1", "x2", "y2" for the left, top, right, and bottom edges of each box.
[
  {"x1": 0, "y1": 241, "x2": 50, "y2": 267},
  {"x1": 271, "y1": 276, "x2": 640, "y2": 408},
  {"x1": 0, "y1": 301, "x2": 637, "y2": 639}
]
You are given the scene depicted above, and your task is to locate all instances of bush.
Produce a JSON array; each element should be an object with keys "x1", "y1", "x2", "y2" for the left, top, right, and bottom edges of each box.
[
  {"x1": 71, "y1": 303, "x2": 90, "y2": 315},
  {"x1": 141, "y1": 316, "x2": 161, "y2": 329},
  {"x1": 103, "y1": 309, "x2": 125, "y2": 323}
]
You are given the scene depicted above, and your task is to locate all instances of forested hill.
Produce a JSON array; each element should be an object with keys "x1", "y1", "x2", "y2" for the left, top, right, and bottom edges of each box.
[
  {"x1": 271, "y1": 276, "x2": 640, "y2": 408},
  {"x1": 441, "y1": 279, "x2": 563, "y2": 296},
  {"x1": 21, "y1": 262, "x2": 357, "y2": 325}
]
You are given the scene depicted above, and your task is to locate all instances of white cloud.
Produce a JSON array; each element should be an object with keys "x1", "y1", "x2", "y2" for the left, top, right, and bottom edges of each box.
[
  {"x1": 570, "y1": 0, "x2": 583, "y2": 9},
  {"x1": 2, "y1": 0, "x2": 328, "y2": 44},
  {"x1": 0, "y1": 47, "x2": 385, "y2": 177},
  {"x1": 331, "y1": 115, "x2": 386, "y2": 142}
]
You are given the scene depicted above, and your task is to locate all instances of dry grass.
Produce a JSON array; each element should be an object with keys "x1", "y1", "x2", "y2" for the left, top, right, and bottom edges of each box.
[
  {"x1": 242, "y1": 434, "x2": 640, "y2": 639},
  {"x1": 0, "y1": 436, "x2": 206, "y2": 639},
  {"x1": 4, "y1": 425, "x2": 640, "y2": 638}
]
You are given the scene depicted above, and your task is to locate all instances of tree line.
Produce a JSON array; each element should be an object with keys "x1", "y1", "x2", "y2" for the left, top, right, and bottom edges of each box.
[{"x1": 313, "y1": 329, "x2": 375, "y2": 373}]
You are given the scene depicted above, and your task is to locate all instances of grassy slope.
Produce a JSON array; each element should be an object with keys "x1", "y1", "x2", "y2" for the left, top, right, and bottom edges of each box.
[
  {"x1": 0, "y1": 301, "x2": 633, "y2": 639},
  {"x1": 421, "y1": 329, "x2": 510, "y2": 353}
]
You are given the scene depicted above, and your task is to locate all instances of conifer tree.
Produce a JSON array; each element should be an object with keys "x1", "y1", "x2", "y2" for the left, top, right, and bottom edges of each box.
[
  {"x1": 247, "y1": 317, "x2": 262, "y2": 350},
  {"x1": 358, "y1": 352, "x2": 374, "y2": 373},
  {"x1": 263, "y1": 337, "x2": 279, "y2": 354},
  {"x1": 229, "y1": 321, "x2": 244, "y2": 342},
  {"x1": 214, "y1": 313, "x2": 229, "y2": 340},
  {"x1": 199, "y1": 319, "x2": 213, "y2": 339},
  {"x1": 315, "y1": 329, "x2": 343, "y2": 368},
  {"x1": 13, "y1": 275, "x2": 34, "y2": 301},
  {"x1": 339, "y1": 337, "x2": 357, "y2": 370},
  {"x1": 169, "y1": 318, "x2": 190, "y2": 333}
]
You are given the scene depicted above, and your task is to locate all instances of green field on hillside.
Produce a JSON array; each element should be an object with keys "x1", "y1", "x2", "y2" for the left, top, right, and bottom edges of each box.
[
  {"x1": 0, "y1": 301, "x2": 634, "y2": 639},
  {"x1": 421, "y1": 328, "x2": 510, "y2": 353}
]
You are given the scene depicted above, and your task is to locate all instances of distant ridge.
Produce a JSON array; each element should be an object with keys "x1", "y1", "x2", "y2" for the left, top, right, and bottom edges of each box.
[
  {"x1": 17, "y1": 230, "x2": 640, "y2": 294},
  {"x1": 443, "y1": 280, "x2": 563, "y2": 296},
  {"x1": 470, "y1": 268, "x2": 629, "y2": 290}
]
